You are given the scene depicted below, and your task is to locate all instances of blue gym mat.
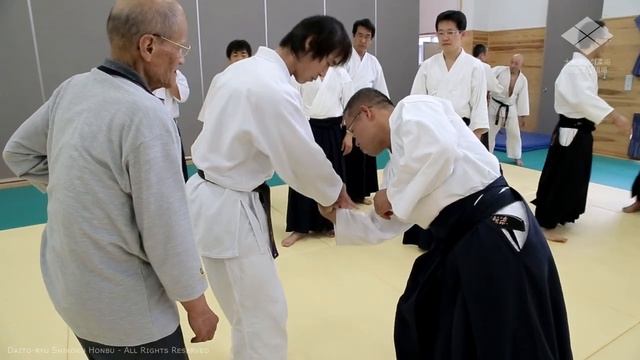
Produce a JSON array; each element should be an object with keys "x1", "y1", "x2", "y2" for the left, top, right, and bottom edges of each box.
[{"x1": 494, "y1": 130, "x2": 551, "y2": 152}]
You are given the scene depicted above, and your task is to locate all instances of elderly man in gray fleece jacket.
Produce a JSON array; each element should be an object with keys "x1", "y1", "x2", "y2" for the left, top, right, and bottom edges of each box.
[{"x1": 2, "y1": 0, "x2": 218, "y2": 358}]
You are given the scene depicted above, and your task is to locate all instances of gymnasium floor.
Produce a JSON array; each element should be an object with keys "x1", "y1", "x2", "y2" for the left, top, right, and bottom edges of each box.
[{"x1": 1, "y1": 162, "x2": 639, "y2": 359}]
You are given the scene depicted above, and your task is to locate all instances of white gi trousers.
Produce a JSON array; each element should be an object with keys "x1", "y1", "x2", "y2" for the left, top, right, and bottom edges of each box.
[
  {"x1": 488, "y1": 98, "x2": 523, "y2": 160},
  {"x1": 186, "y1": 176, "x2": 287, "y2": 360}
]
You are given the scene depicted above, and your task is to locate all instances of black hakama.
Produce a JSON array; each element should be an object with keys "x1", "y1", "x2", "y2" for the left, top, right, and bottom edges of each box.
[
  {"x1": 344, "y1": 140, "x2": 379, "y2": 202},
  {"x1": 632, "y1": 171, "x2": 640, "y2": 199},
  {"x1": 286, "y1": 117, "x2": 345, "y2": 233},
  {"x1": 394, "y1": 177, "x2": 572, "y2": 360},
  {"x1": 532, "y1": 115, "x2": 595, "y2": 229},
  {"x1": 402, "y1": 225, "x2": 434, "y2": 251}
]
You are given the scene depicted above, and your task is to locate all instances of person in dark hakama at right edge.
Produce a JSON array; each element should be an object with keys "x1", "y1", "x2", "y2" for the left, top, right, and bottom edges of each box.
[
  {"x1": 623, "y1": 171, "x2": 640, "y2": 213},
  {"x1": 532, "y1": 20, "x2": 631, "y2": 242}
]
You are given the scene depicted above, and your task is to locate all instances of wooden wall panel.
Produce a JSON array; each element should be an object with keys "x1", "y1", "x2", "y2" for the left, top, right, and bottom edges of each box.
[
  {"x1": 593, "y1": 16, "x2": 639, "y2": 158},
  {"x1": 462, "y1": 30, "x2": 487, "y2": 54}
]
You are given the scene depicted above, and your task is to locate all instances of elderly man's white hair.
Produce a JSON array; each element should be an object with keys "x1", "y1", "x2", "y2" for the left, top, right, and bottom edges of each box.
[{"x1": 107, "y1": 0, "x2": 184, "y2": 50}]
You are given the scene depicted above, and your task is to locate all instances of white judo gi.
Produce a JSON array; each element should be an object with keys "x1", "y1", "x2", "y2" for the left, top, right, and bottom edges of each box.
[
  {"x1": 345, "y1": 47, "x2": 389, "y2": 95},
  {"x1": 487, "y1": 66, "x2": 530, "y2": 160},
  {"x1": 299, "y1": 66, "x2": 353, "y2": 119},
  {"x1": 410, "y1": 50, "x2": 488, "y2": 133},
  {"x1": 335, "y1": 95, "x2": 528, "y2": 249},
  {"x1": 152, "y1": 69, "x2": 189, "y2": 119},
  {"x1": 188, "y1": 47, "x2": 343, "y2": 360}
]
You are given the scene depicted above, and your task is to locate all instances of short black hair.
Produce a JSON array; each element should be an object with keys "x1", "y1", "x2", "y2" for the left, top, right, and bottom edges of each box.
[
  {"x1": 226, "y1": 39, "x2": 252, "y2": 59},
  {"x1": 279, "y1": 15, "x2": 352, "y2": 66},
  {"x1": 344, "y1": 88, "x2": 394, "y2": 116},
  {"x1": 435, "y1": 10, "x2": 467, "y2": 31},
  {"x1": 472, "y1": 44, "x2": 487, "y2": 58},
  {"x1": 352, "y1": 18, "x2": 376, "y2": 38}
]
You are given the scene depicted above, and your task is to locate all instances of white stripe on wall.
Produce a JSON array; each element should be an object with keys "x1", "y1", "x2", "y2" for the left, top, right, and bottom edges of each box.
[
  {"x1": 264, "y1": 0, "x2": 269, "y2": 46},
  {"x1": 27, "y1": 0, "x2": 46, "y2": 103},
  {"x1": 195, "y1": 0, "x2": 205, "y2": 102},
  {"x1": 374, "y1": 0, "x2": 378, "y2": 55}
]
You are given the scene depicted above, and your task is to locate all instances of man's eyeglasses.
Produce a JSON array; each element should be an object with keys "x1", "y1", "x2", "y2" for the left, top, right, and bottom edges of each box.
[
  {"x1": 436, "y1": 30, "x2": 460, "y2": 37},
  {"x1": 343, "y1": 108, "x2": 366, "y2": 135},
  {"x1": 153, "y1": 34, "x2": 191, "y2": 57}
]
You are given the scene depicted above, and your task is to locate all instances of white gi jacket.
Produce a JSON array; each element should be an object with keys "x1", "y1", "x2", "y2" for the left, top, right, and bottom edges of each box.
[
  {"x1": 554, "y1": 52, "x2": 613, "y2": 146},
  {"x1": 411, "y1": 50, "x2": 489, "y2": 132},
  {"x1": 335, "y1": 95, "x2": 501, "y2": 245},
  {"x1": 346, "y1": 48, "x2": 389, "y2": 96},
  {"x1": 490, "y1": 66, "x2": 530, "y2": 125},
  {"x1": 300, "y1": 66, "x2": 353, "y2": 119},
  {"x1": 483, "y1": 62, "x2": 504, "y2": 94},
  {"x1": 189, "y1": 47, "x2": 343, "y2": 258},
  {"x1": 152, "y1": 69, "x2": 189, "y2": 119}
]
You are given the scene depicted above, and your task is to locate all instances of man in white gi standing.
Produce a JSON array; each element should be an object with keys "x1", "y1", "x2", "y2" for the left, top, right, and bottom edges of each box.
[
  {"x1": 344, "y1": 18, "x2": 388, "y2": 204},
  {"x1": 487, "y1": 54, "x2": 530, "y2": 166},
  {"x1": 406, "y1": 10, "x2": 490, "y2": 250},
  {"x1": 411, "y1": 10, "x2": 489, "y2": 140},
  {"x1": 533, "y1": 20, "x2": 630, "y2": 242},
  {"x1": 188, "y1": 16, "x2": 354, "y2": 360}
]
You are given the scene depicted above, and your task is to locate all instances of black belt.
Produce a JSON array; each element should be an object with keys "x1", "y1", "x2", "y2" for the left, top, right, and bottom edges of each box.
[
  {"x1": 461, "y1": 117, "x2": 471, "y2": 127},
  {"x1": 491, "y1": 97, "x2": 510, "y2": 126},
  {"x1": 309, "y1": 116, "x2": 343, "y2": 128},
  {"x1": 197, "y1": 170, "x2": 278, "y2": 259},
  {"x1": 558, "y1": 114, "x2": 596, "y2": 132}
]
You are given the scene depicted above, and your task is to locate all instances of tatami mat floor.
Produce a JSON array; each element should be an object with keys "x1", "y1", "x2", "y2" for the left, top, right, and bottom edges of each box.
[{"x1": 1, "y1": 164, "x2": 639, "y2": 359}]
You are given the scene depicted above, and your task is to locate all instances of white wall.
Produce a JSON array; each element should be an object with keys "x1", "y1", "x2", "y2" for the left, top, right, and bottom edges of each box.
[
  {"x1": 602, "y1": 0, "x2": 640, "y2": 18},
  {"x1": 461, "y1": 0, "x2": 547, "y2": 31},
  {"x1": 419, "y1": 0, "x2": 460, "y2": 34},
  {"x1": 422, "y1": 0, "x2": 640, "y2": 33},
  {"x1": 483, "y1": 0, "x2": 548, "y2": 30}
]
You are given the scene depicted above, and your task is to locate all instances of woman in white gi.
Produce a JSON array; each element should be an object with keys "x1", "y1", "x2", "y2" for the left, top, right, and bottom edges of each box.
[
  {"x1": 319, "y1": 88, "x2": 572, "y2": 360},
  {"x1": 187, "y1": 16, "x2": 354, "y2": 359},
  {"x1": 487, "y1": 54, "x2": 530, "y2": 166},
  {"x1": 282, "y1": 66, "x2": 354, "y2": 247}
]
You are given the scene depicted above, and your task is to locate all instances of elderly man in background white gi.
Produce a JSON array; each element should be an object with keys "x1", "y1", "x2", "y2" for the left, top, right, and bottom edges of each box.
[{"x1": 488, "y1": 54, "x2": 530, "y2": 166}]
